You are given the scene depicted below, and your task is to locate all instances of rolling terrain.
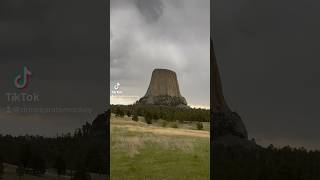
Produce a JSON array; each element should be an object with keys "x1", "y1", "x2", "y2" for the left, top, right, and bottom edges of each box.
[{"x1": 110, "y1": 115, "x2": 210, "y2": 180}]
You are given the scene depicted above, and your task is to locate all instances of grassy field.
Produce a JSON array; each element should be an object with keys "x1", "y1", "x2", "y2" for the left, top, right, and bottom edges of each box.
[{"x1": 111, "y1": 115, "x2": 210, "y2": 180}]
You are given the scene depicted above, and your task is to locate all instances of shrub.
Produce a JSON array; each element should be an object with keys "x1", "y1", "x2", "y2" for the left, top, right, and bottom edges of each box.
[
  {"x1": 161, "y1": 120, "x2": 167, "y2": 127},
  {"x1": 145, "y1": 113, "x2": 152, "y2": 124},
  {"x1": 132, "y1": 114, "x2": 138, "y2": 121},
  {"x1": 0, "y1": 160, "x2": 3, "y2": 180},
  {"x1": 171, "y1": 122, "x2": 178, "y2": 128},
  {"x1": 126, "y1": 111, "x2": 132, "y2": 117},
  {"x1": 72, "y1": 166, "x2": 91, "y2": 180},
  {"x1": 54, "y1": 156, "x2": 66, "y2": 175},
  {"x1": 196, "y1": 122, "x2": 203, "y2": 130},
  {"x1": 30, "y1": 154, "x2": 46, "y2": 175},
  {"x1": 136, "y1": 108, "x2": 143, "y2": 116},
  {"x1": 115, "y1": 107, "x2": 125, "y2": 117},
  {"x1": 16, "y1": 166, "x2": 24, "y2": 178},
  {"x1": 153, "y1": 113, "x2": 159, "y2": 120}
]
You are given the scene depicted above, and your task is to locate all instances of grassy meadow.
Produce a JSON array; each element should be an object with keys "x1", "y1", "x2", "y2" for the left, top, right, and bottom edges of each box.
[{"x1": 110, "y1": 114, "x2": 210, "y2": 180}]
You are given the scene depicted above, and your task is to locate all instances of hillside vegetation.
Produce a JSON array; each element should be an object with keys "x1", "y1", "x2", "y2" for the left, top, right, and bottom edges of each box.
[
  {"x1": 213, "y1": 144, "x2": 320, "y2": 180},
  {"x1": 0, "y1": 113, "x2": 109, "y2": 180},
  {"x1": 111, "y1": 105, "x2": 210, "y2": 122}
]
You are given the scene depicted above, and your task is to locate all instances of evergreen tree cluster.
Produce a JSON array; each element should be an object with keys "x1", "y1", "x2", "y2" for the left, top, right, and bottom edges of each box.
[
  {"x1": 213, "y1": 144, "x2": 320, "y2": 180},
  {"x1": 0, "y1": 119, "x2": 108, "y2": 179},
  {"x1": 111, "y1": 104, "x2": 210, "y2": 122},
  {"x1": 0, "y1": 154, "x2": 3, "y2": 180}
]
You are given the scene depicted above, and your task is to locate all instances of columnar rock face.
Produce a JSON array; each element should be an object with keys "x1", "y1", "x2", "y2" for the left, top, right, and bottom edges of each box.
[
  {"x1": 137, "y1": 69, "x2": 187, "y2": 107},
  {"x1": 212, "y1": 40, "x2": 229, "y2": 113},
  {"x1": 211, "y1": 38, "x2": 248, "y2": 140}
]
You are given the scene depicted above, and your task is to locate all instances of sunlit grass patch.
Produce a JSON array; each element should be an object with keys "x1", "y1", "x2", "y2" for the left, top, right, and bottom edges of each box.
[{"x1": 111, "y1": 116, "x2": 210, "y2": 180}]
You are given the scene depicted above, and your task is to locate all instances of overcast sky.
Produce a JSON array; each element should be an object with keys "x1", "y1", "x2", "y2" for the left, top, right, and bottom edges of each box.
[
  {"x1": 110, "y1": 0, "x2": 210, "y2": 108},
  {"x1": 213, "y1": 0, "x2": 320, "y2": 149},
  {"x1": 2, "y1": 0, "x2": 318, "y2": 150},
  {"x1": 0, "y1": 0, "x2": 108, "y2": 136}
]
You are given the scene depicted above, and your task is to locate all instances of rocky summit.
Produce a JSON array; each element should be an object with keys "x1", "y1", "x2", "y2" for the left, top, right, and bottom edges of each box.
[
  {"x1": 211, "y1": 38, "x2": 249, "y2": 143},
  {"x1": 137, "y1": 69, "x2": 188, "y2": 107}
]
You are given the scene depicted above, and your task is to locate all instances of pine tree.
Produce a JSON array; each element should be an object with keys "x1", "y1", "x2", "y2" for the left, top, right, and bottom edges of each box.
[
  {"x1": 54, "y1": 156, "x2": 66, "y2": 175},
  {"x1": 132, "y1": 114, "x2": 138, "y2": 121},
  {"x1": 145, "y1": 112, "x2": 152, "y2": 124},
  {"x1": 0, "y1": 158, "x2": 3, "y2": 180}
]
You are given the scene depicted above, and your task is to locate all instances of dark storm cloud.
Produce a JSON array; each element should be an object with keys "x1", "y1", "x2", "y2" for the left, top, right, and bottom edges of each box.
[
  {"x1": 0, "y1": 0, "x2": 108, "y2": 82},
  {"x1": 135, "y1": 0, "x2": 164, "y2": 23},
  {"x1": 0, "y1": 0, "x2": 108, "y2": 136},
  {"x1": 111, "y1": 0, "x2": 210, "y2": 107},
  {"x1": 212, "y1": 0, "x2": 320, "y2": 149},
  {"x1": 0, "y1": 0, "x2": 106, "y2": 60}
]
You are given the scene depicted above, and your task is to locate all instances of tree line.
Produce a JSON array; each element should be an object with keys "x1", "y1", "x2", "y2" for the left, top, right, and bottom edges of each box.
[
  {"x1": 213, "y1": 144, "x2": 320, "y2": 180},
  {"x1": 0, "y1": 113, "x2": 108, "y2": 180},
  {"x1": 111, "y1": 104, "x2": 210, "y2": 123}
]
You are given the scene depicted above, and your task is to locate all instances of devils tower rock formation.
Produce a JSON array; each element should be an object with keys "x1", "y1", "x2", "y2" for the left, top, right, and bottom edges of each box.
[
  {"x1": 137, "y1": 69, "x2": 188, "y2": 107},
  {"x1": 211, "y1": 38, "x2": 248, "y2": 141}
]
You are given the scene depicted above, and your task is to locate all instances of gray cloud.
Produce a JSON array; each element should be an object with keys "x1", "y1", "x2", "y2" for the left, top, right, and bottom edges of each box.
[
  {"x1": 0, "y1": 0, "x2": 107, "y2": 60},
  {"x1": 0, "y1": 0, "x2": 108, "y2": 136},
  {"x1": 111, "y1": 0, "x2": 210, "y2": 107},
  {"x1": 135, "y1": 0, "x2": 164, "y2": 23}
]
